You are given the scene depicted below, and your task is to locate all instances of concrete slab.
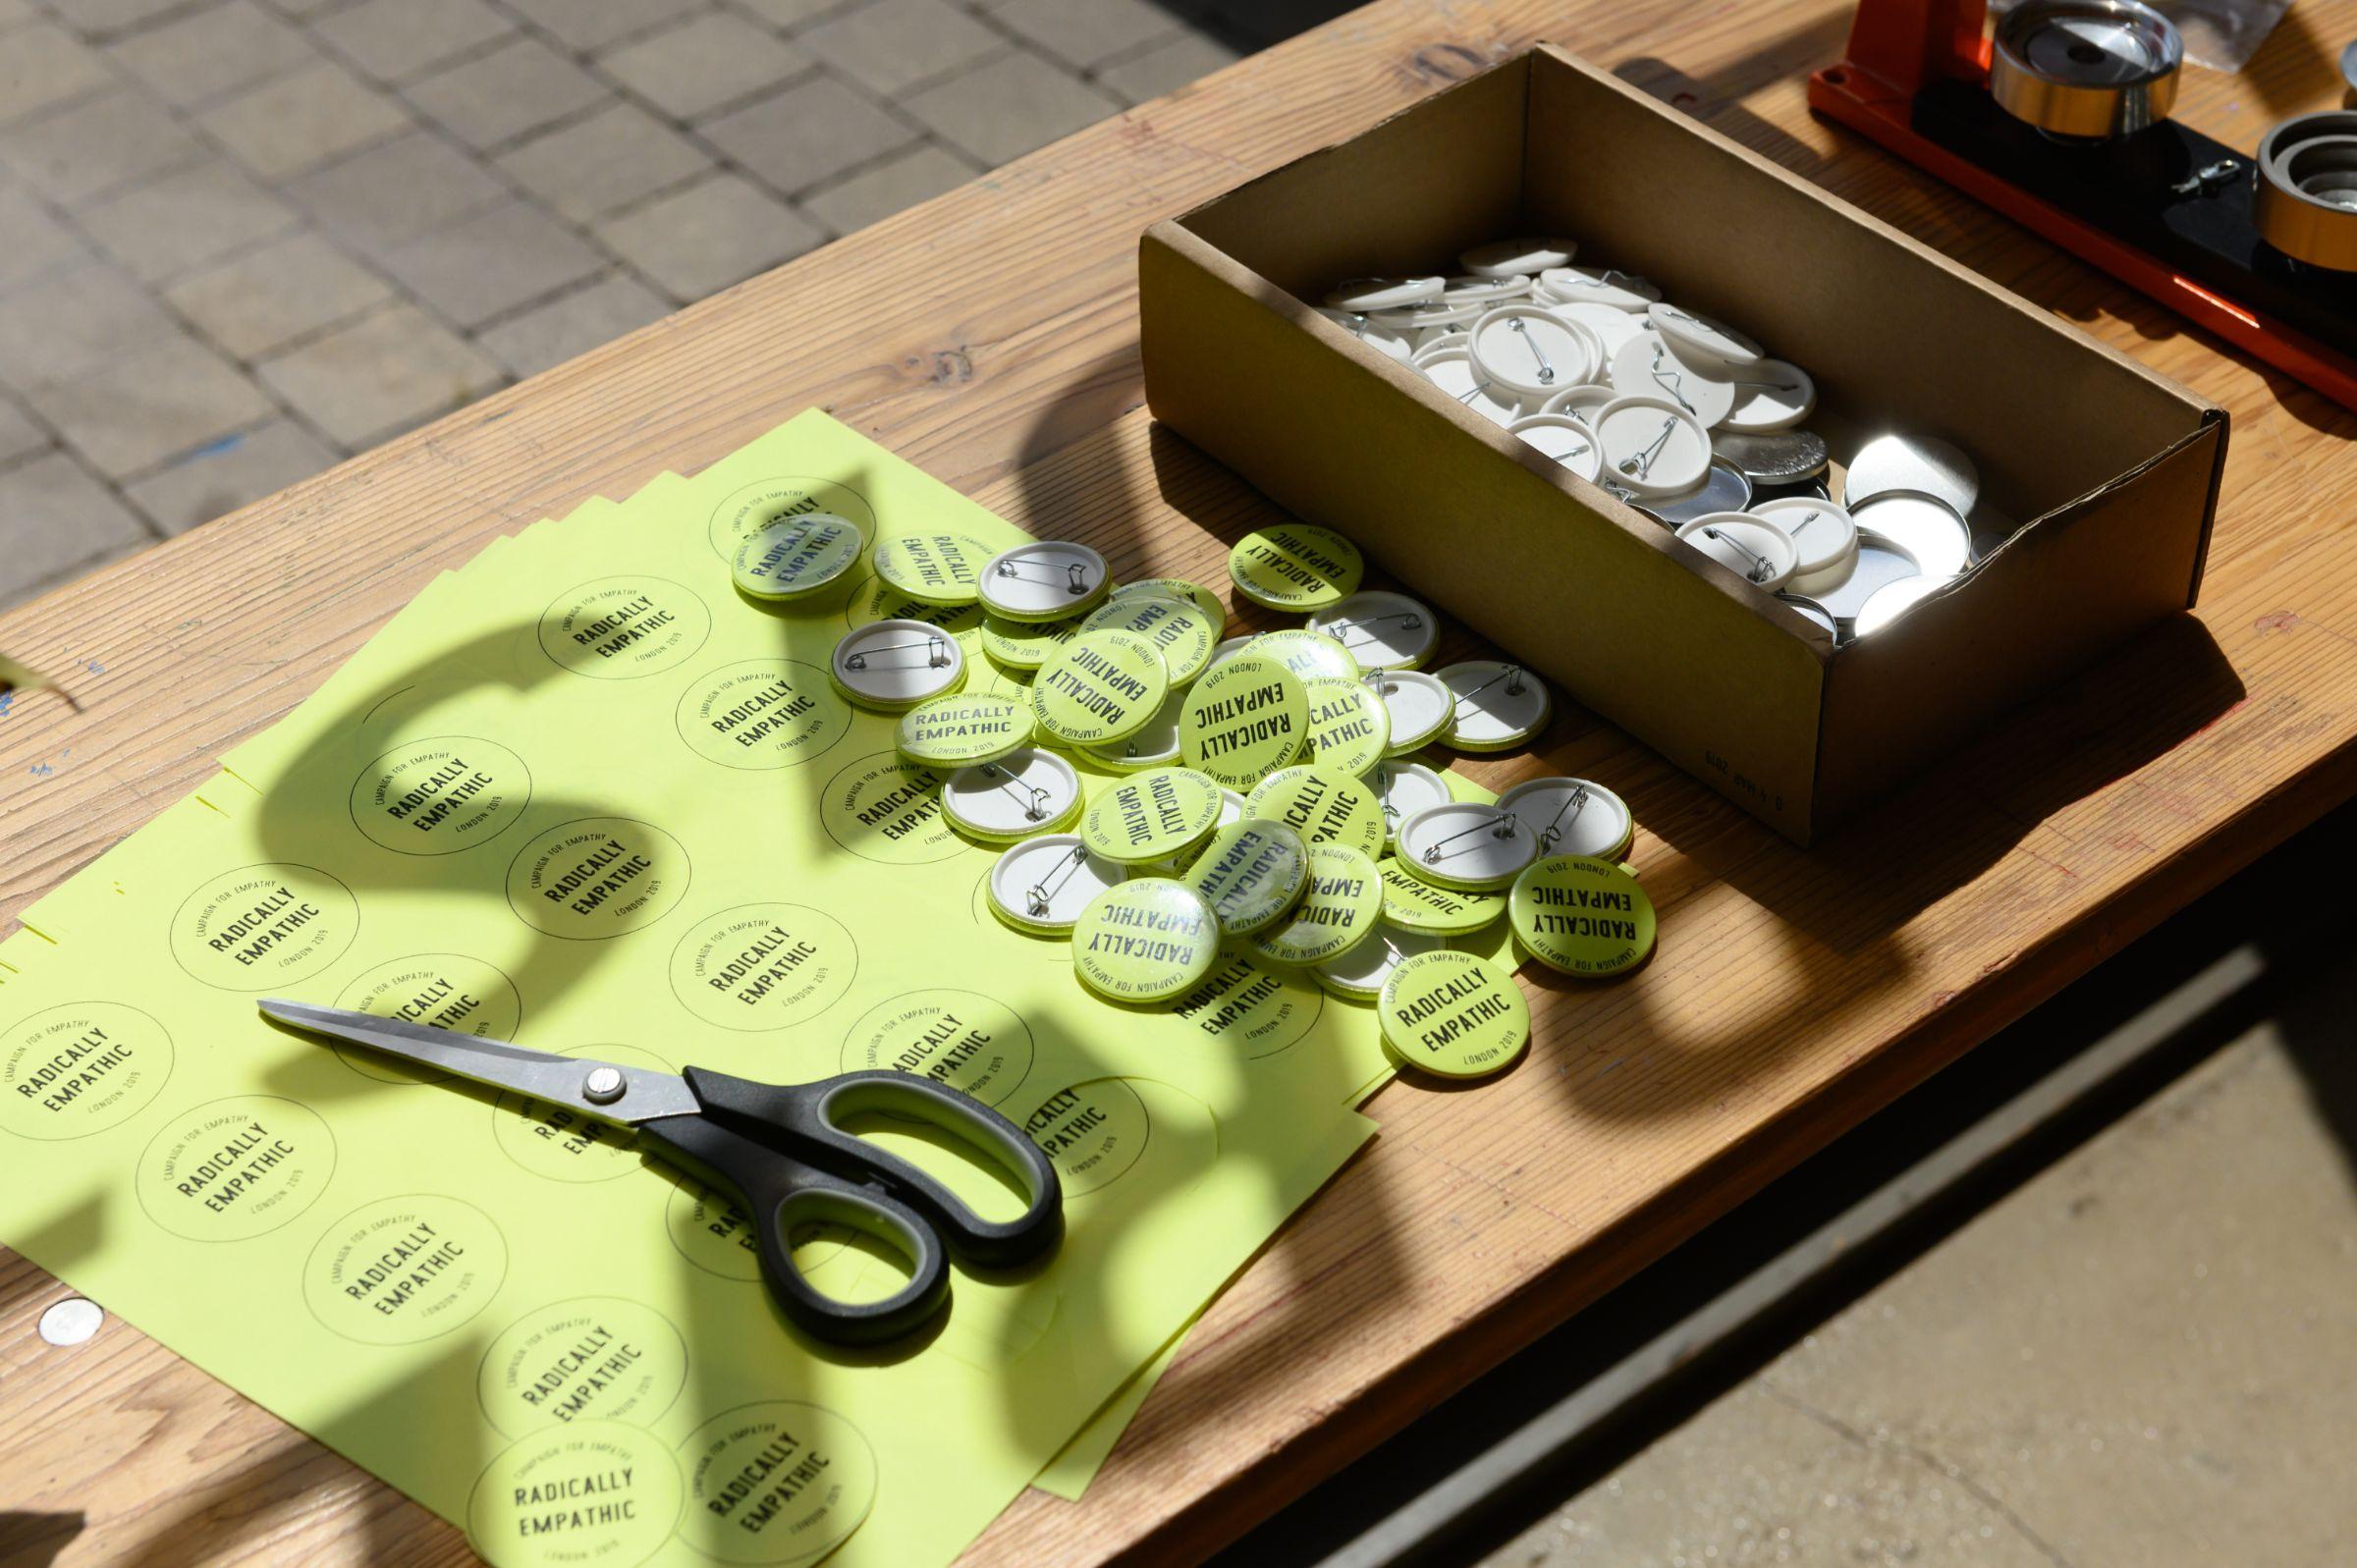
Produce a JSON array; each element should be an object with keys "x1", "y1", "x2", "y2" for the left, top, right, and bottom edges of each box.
[{"x1": 1483, "y1": 985, "x2": 2357, "y2": 1568}]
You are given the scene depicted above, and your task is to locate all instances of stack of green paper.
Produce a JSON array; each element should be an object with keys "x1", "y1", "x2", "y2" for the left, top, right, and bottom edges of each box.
[{"x1": 0, "y1": 412, "x2": 1511, "y2": 1565}]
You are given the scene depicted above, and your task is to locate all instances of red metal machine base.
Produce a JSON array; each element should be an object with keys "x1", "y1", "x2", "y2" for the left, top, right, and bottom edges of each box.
[{"x1": 1809, "y1": 0, "x2": 2357, "y2": 412}]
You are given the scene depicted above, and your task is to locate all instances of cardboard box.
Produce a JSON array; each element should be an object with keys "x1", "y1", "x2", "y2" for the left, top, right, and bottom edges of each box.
[{"x1": 1138, "y1": 44, "x2": 2226, "y2": 843}]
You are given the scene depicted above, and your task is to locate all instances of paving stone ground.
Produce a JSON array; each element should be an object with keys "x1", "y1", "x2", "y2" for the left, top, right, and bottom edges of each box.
[
  {"x1": 1482, "y1": 963, "x2": 2357, "y2": 1568},
  {"x1": 0, "y1": 0, "x2": 1350, "y2": 611}
]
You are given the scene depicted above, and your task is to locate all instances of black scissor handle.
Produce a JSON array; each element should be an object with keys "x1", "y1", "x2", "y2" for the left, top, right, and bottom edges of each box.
[
  {"x1": 636, "y1": 1110, "x2": 951, "y2": 1345},
  {"x1": 682, "y1": 1066, "x2": 1064, "y2": 1270}
]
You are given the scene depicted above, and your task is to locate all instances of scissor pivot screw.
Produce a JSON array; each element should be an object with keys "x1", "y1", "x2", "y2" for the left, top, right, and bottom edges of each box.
[{"x1": 582, "y1": 1066, "x2": 627, "y2": 1104}]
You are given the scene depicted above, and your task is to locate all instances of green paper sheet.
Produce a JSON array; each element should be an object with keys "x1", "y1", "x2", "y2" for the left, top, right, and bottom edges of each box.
[{"x1": 0, "y1": 414, "x2": 1414, "y2": 1567}]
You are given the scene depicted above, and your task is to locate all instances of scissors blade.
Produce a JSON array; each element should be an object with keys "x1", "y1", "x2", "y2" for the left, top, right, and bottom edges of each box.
[{"x1": 257, "y1": 999, "x2": 698, "y2": 1123}]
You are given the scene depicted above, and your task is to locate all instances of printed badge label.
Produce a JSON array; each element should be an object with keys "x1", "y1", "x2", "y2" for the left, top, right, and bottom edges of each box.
[
  {"x1": 676, "y1": 1401, "x2": 878, "y2": 1564},
  {"x1": 170, "y1": 862, "x2": 359, "y2": 991},
  {"x1": 675, "y1": 660, "x2": 847, "y2": 770},
  {"x1": 818, "y1": 752, "x2": 964, "y2": 865},
  {"x1": 506, "y1": 818, "x2": 690, "y2": 939},
  {"x1": 0, "y1": 1001, "x2": 173, "y2": 1141},
  {"x1": 709, "y1": 475, "x2": 877, "y2": 560},
  {"x1": 540, "y1": 576, "x2": 711, "y2": 679},
  {"x1": 1020, "y1": 1077, "x2": 1150, "y2": 1196},
  {"x1": 838, "y1": 989, "x2": 1033, "y2": 1106},
  {"x1": 137, "y1": 1094, "x2": 334, "y2": 1241},
  {"x1": 348, "y1": 735, "x2": 532, "y2": 854},
  {"x1": 303, "y1": 1193, "x2": 510, "y2": 1344},
  {"x1": 668, "y1": 903, "x2": 856, "y2": 1031},
  {"x1": 467, "y1": 1420, "x2": 683, "y2": 1568},
  {"x1": 477, "y1": 1296, "x2": 687, "y2": 1436}
]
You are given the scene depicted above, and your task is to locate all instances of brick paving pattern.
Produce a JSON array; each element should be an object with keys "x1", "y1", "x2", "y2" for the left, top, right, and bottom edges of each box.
[{"x1": 0, "y1": 0, "x2": 1351, "y2": 609}]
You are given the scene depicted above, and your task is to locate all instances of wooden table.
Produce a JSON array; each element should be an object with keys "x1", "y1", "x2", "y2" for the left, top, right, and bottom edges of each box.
[{"x1": 6, "y1": 2, "x2": 2356, "y2": 1562}]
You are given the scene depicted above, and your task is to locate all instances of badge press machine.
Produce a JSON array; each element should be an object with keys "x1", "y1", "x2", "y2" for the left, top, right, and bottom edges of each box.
[{"x1": 1809, "y1": 0, "x2": 2357, "y2": 412}]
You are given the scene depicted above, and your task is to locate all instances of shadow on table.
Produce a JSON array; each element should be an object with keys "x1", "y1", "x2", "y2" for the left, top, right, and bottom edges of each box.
[
  {"x1": 1592, "y1": 612, "x2": 2244, "y2": 1121},
  {"x1": 1155, "y1": 0, "x2": 1365, "y2": 52},
  {"x1": 0, "y1": 1512, "x2": 83, "y2": 1567}
]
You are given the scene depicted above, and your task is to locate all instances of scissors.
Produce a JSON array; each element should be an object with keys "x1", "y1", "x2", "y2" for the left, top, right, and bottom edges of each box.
[{"x1": 258, "y1": 1000, "x2": 1064, "y2": 1346}]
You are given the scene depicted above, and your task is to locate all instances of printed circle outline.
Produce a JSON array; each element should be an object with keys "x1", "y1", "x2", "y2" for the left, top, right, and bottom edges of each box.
[
  {"x1": 835, "y1": 987, "x2": 1035, "y2": 1107},
  {"x1": 707, "y1": 475, "x2": 878, "y2": 560},
  {"x1": 816, "y1": 749, "x2": 967, "y2": 866},
  {"x1": 536, "y1": 574, "x2": 712, "y2": 680},
  {"x1": 666, "y1": 902, "x2": 859, "y2": 1033},
  {"x1": 134, "y1": 1093, "x2": 336, "y2": 1242},
  {"x1": 169, "y1": 861, "x2": 359, "y2": 991},
  {"x1": 504, "y1": 817, "x2": 692, "y2": 941},
  {"x1": 473, "y1": 1293, "x2": 688, "y2": 1437},
  {"x1": 301, "y1": 1191, "x2": 510, "y2": 1345},
  {"x1": 346, "y1": 733, "x2": 534, "y2": 856},
  {"x1": 0, "y1": 1000, "x2": 175, "y2": 1142},
  {"x1": 675, "y1": 1398, "x2": 879, "y2": 1565},
  {"x1": 671, "y1": 658, "x2": 849, "y2": 771}
]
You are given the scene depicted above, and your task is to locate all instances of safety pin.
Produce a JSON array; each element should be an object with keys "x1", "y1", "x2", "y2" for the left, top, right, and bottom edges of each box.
[
  {"x1": 1619, "y1": 414, "x2": 1676, "y2": 479},
  {"x1": 1646, "y1": 344, "x2": 1696, "y2": 414},
  {"x1": 979, "y1": 762, "x2": 1054, "y2": 822},
  {"x1": 1025, "y1": 844, "x2": 1087, "y2": 917},
  {"x1": 1510, "y1": 316, "x2": 1556, "y2": 385},
  {"x1": 1420, "y1": 811, "x2": 1520, "y2": 864},
  {"x1": 1456, "y1": 663, "x2": 1527, "y2": 711},
  {"x1": 995, "y1": 559, "x2": 1092, "y2": 596},
  {"x1": 1328, "y1": 611, "x2": 1423, "y2": 645},
  {"x1": 1536, "y1": 784, "x2": 1591, "y2": 851},
  {"x1": 1553, "y1": 269, "x2": 1643, "y2": 291},
  {"x1": 1700, "y1": 525, "x2": 1776, "y2": 583},
  {"x1": 845, "y1": 634, "x2": 951, "y2": 672},
  {"x1": 1782, "y1": 509, "x2": 1823, "y2": 538}
]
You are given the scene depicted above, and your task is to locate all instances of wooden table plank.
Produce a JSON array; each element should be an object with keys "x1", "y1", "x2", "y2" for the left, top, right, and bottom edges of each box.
[{"x1": 6, "y1": 1, "x2": 2357, "y2": 1564}]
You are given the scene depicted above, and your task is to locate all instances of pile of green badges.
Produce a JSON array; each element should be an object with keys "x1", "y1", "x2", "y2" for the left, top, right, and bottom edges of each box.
[{"x1": 781, "y1": 520, "x2": 1659, "y2": 1072}]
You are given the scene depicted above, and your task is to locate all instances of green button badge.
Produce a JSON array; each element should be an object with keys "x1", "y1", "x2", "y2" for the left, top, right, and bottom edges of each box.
[
  {"x1": 1303, "y1": 676, "x2": 1391, "y2": 778},
  {"x1": 1508, "y1": 854, "x2": 1657, "y2": 977},
  {"x1": 1376, "y1": 855, "x2": 1505, "y2": 934},
  {"x1": 1082, "y1": 693, "x2": 1183, "y2": 772},
  {"x1": 1029, "y1": 628, "x2": 1170, "y2": 746},
  {"x1": 1079, "y1": 766, "x2": 1225, "y2": 865},
  {"x1": 1227, "y1": 522, "x2": 1364, "y2": 611},
  {"x1": 731, "y1": 514, "x2": 863, "y2": 601},
  {"x1": 1378, "y1": 948, "x2": 1529, "y2": 1079},
  {"x1": 1179, "y1": 652, "x2": 1308, "y2": 788},
  {"x1": 1112, "y1": 577, "x2": 1227, "y2": 625},
  {"x1": 1184, "y1": 818, "x2": 1310, "y2": 937},
  {"x1": 1246, "y1": 764, "x2": 1387, "y2": 861},
  {"x1": 1071, "y1": 878, "x2": 1221, "y2": 1003},
  {"x1": 895, "y1": 691, "x2": 1032, "y2": 768},
  {"x1": 1249, "y1": 626, "x2": 1360, "y2": 684},
  {"x1": 1080, "y1": 592, "x2": 1218, "y2": 687},
  {"x1": 980, "y1": 612, "x2": 1082, "y2": 671},
  {"x1": 1251, "y1": 842, "x2": 1382, "y2": 966},
  {"x1": 871, "y1": 530, "x2": 996, "y2": 606}
]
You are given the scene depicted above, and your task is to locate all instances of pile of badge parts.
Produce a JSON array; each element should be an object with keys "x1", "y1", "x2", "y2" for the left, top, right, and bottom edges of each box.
[
  {"x1": 807, "y1": 512, "x2": 1661, "y2": 1083},
  {"x1": 1320, "y1": 236, "x2": 2001, "y2": 642}
]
